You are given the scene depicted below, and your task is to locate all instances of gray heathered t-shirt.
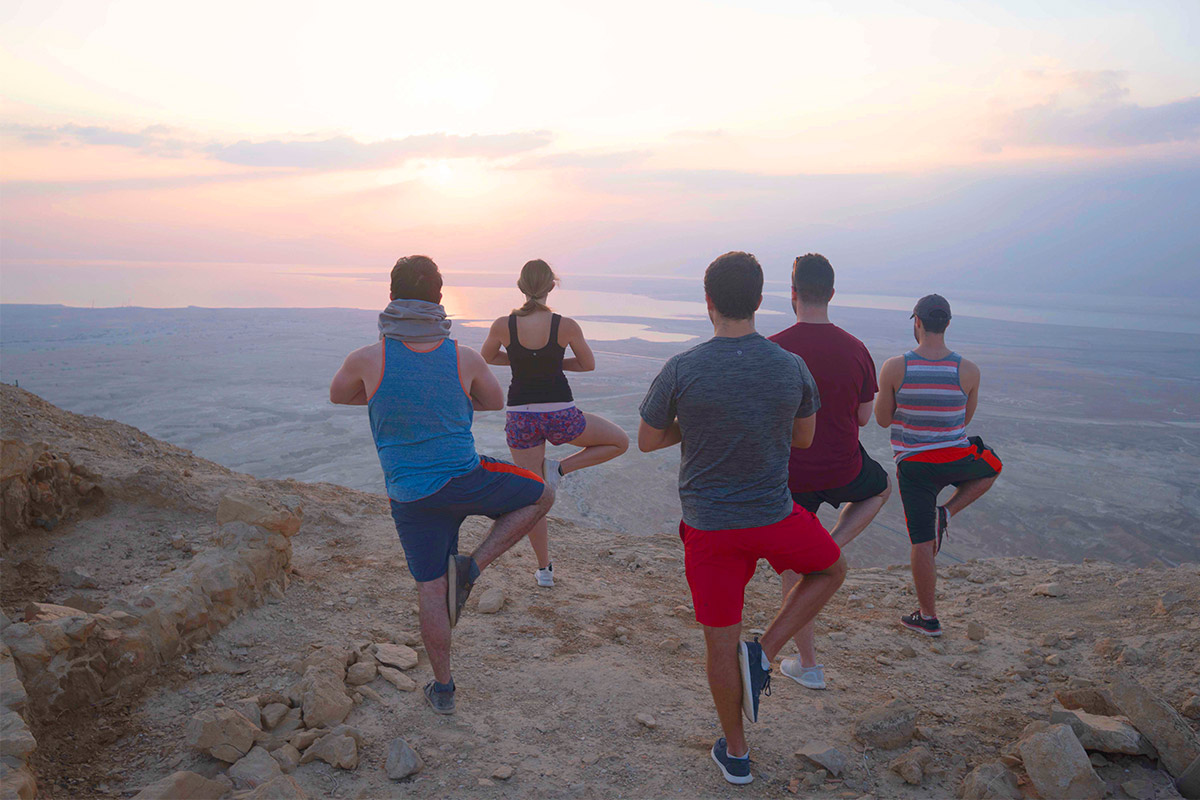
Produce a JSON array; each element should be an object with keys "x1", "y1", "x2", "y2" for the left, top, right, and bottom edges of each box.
[{"x1": 639, "y1": 332, "x2": 820, "y2": 531}]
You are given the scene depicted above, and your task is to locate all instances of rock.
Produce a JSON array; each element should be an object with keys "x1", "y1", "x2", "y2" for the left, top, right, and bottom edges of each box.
[
  {"x1": 1056, "y1": 687, "x2": 1123, "y2": 717},
  {"x1": 1158, "y1": 591, "x2": 1185, "y2": 614},
  {"x1": 899, "y1": 644, "x2": 917, "y2": 659},
  {"x1": 961, "y1": 760, "x2": 1021, "y2": 800},
  {"x1": 260, "y1": 702, "x2": 289, "y2": 730},
  {"x1": 378, "y1": 666, "x2": 417, "y2": 692},
  {"x1": 634, "y1": 712, "x2": 657, "y2": 729},
  {"x1": 346, "y1": 661, "x2": 376, "y2": 686},
  {"x1": 952, "y1": 658, "x2": 969, "y2": 670},
  {"x1": 271, "y1": 744, "x2": 301, "y2": 773},
  {"x1": 131, "y1": 771, "x2": 228, "y2": 800},
  {"x1": 854, "y1": 700, "x2": 917, "y2": 750},
  {"x1": 1088, "y1": 752, "x2": 1109, "y2": 767},
  {"x1": 230, "y1": 697, "x2": 262, "y2": 729},
  {"x1": 1178, "y1": 755, "x2": 1200, "y2": 799},
  {"x1": 372, "y1": 642, "x2": 418, "y2": 671},
  {"x1": 1045, "y1": 653, "x2": 1063, "y2": 666},
  {"x1": 492, "y1": 765, "x2": 514, "y2": 780},
  {"x1": 477, "y1": 587, "x2": 505, "y2": 614},
  {"x1": 300, "y1": 673, "x2": 352, "y2": 729},
  {"x1": 1183, "y1": 696, "x2": 1200, "y2": 719},
  {"x1": 1121, "y1": 779, "x2": 1155, "y2": 800},
  {"x1": 299, "y1": 732, "x2": 358, "y2": 770},
  {"x1": 290, "y1": 729, "x2": 323, "y2": 751},
  {"x1": 1017, "y1": 724, "x2": 1105, "y2": 800},
  {"x1": 1, "y1": 710, "x2": 37, "y2": 760},
  {"x1": 1031, "y1": 583, "x2": 1064, "y2": 597},
  {"x1": 217, "y1": 493, "x2": 302, "y2": 536},
  {"x1": 386, "y1": 738, "x2": 423, "y2": 780},
  {"x1": 1110, "y1": 676, "x2": 1200, "y2": 778},
  {"x1": 795, "y1": 742, "x2": 847, "y2": 777},
  {"x1": 184, "y1": 707, "x2": 262, "y2": 762},
  {"x1": 65, "y1": 567, "x2": 98, "y2": 589},
  {"x1": 262, "y1": 708, "x2": 303, "y2": 750},
  {"x1": 889, "y1": 746, "x2": 932, "y2": 785},
  {"x1": 229, "y1": 746, "x2": 283, "y2": 789},
  {"x1": 1049, "y1": 706, "x2": 1156, "y2": 756},
  {"x1": 967, "y1": 621, "x2": 987, "y2": 641},
  {"x1": 243, "y1": 775, "x2": 309, "y2": 800}
]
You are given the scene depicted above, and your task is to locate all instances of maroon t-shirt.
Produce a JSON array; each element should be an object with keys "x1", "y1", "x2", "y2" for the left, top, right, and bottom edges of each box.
[{"x1": 769, "y1": 322, "x2": 878, "y2": 492}]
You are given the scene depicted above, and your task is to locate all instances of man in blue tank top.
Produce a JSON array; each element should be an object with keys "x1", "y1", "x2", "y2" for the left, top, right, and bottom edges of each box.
[{"x1": 330, "y1": 255, "x2": 556, "y2": 715}]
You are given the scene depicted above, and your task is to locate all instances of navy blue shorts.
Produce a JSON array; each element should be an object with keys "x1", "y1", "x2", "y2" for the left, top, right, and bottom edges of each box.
[{"x1": 389, "y1": 456, "x2": 545, "y2": 582}]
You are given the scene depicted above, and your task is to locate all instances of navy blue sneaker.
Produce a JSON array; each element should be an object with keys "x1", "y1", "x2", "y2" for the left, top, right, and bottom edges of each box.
[
  {"x1": 738, "y1": 639, "x2": 772, "y2": 723},
  {"x1": 900, "y1": 609, "x2": 943, "y2": 637},
  {"x1": 710, "y1": 737, "x2": 753, "y2": 785}
]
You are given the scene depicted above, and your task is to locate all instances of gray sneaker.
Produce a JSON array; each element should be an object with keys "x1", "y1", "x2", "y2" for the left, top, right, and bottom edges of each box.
[
  {"x1": 423, "y1": 680, "x2": 455, "y2": 714},
  {"x1": 447, "y1": 554, "x2": 476, "y2": 629},
  {"x1": 542, "y1": 458, "x2": 562, "y2": 494}
]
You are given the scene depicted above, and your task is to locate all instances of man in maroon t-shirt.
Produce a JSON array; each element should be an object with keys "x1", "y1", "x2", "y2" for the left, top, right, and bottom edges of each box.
[{"x1": 768, "y1": 253, "x2": 891, "y2": 690}]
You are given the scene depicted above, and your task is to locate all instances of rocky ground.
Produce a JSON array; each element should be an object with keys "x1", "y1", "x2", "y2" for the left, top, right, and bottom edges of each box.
[{"x1": 2, "y1": 384, "x2": 1199, "y2": 799}]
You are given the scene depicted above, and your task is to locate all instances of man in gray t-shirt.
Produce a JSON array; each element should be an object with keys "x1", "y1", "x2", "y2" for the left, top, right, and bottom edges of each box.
[{"x1": 638, "y1": 251, "x2": 847, "y2": 786}]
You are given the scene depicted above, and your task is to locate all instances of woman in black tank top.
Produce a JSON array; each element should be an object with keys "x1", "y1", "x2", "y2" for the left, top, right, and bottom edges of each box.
[{"x1": 482, "y1": 259, "x2": 630, "y2": 588}]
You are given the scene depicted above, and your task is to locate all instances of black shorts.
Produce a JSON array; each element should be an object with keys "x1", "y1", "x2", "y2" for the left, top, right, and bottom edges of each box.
[
  {"x1": 791, "y1": 444, "x2": 889, "y2": 513},
  {"x1": 897, "y1": 436, "x2": 1002, "y2": 545}
]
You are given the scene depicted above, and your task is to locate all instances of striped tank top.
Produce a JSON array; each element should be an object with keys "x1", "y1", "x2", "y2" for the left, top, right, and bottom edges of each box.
[
  {"x1": 890, "y1": 350, "x2": 970, "y2": 462},
  {"x1": 368, "y1": 338, "x2": 480, "y2": 502}
]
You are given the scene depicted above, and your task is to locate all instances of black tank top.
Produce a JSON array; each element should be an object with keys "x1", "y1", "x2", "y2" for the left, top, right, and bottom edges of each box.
[{"x1": 506, "y1": 313, "x2": 574, "y2": 406}]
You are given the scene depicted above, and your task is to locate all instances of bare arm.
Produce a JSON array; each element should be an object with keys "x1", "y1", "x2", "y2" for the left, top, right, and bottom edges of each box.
[
  {"x1": 329, "y1": 346, "x2": 372, "y2": 406},
  {"x1": 638, "y1": 419, "x2": 682, "y2": 452},
  {"x1": 460, "y1": 345, "x2": 505, "y2": 411},
  {"x1": 960, "y1": 357, "x2": 981, "y2": 425},
  {"x1": 481, "y1": 318, "x2": 510, "y2": 366},
  {"x1": 791, "y1": 414, "x2": 816, "y2": 449},
  {"x1": 560, "y1": 317, "x2": 595, "y2": 372},
  {"x1": 874, "y1": 357, "x2": 902, "y2": 427},
  {"x1": 856, "y1": 402, "x2": 873, "y2": 427}
]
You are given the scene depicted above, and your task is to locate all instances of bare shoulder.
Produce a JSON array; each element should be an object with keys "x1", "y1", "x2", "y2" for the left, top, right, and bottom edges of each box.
[
  {"x1": 457, "y1": 342, "x2": 486, "y2": 368},
  {"x1": 958, "y1": 356, "x2": 981, "y2": 385},
  {"x1": 879, "y1": 355, "x2": 905, "y2": 379},
  {"x1": 347, "y1": 341, "x2": 381, "y2": 365},
  {"x1": 558, "y1": 315, "x2": 583, "y2": 337}
]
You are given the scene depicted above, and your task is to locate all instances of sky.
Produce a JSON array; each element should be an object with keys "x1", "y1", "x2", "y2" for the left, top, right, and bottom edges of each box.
[{"x1": 1, "y1": 0, "x2": 1199, "y2": 308}]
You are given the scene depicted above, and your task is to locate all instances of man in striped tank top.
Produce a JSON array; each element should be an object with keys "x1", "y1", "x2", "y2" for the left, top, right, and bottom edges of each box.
[{"x1": 875, "y1": 294, "x2": 1002, "y2": 637}]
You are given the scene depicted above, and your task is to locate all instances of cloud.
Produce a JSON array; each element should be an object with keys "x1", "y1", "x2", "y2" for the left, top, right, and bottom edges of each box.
[
  {"x1": 208, "y1": 131, "x2": 552, "y2": 168},
  {"x1": 995, "y1": 71, "x2": 1200, "y2": 149},
  {"x1": 2, "y1": 123, "x2": 553, "y2": 170},
  {"x1": 509, "y1": 149, "x2": 652, "y2": 170}
]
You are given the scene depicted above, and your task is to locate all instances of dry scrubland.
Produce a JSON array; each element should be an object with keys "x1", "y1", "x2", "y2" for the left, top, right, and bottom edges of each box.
[{"x1": 2, "y1": 384, "x2": 1200, "y2": 800}]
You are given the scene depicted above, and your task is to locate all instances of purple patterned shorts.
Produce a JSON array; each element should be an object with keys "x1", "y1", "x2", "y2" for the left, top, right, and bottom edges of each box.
[{"x1": 506, "y1": 406, "x2": 587, "y2": 449}]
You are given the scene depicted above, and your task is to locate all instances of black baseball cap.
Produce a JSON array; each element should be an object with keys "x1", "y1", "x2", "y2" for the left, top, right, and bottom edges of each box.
[{"x1": 911, "y1": 294, "x2": 951, "y2": 322}]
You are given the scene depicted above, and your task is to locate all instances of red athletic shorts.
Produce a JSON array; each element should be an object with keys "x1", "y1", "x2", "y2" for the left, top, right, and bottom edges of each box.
[{"x1": 679, "y1": 504, "x2": 841, "y2": 628}]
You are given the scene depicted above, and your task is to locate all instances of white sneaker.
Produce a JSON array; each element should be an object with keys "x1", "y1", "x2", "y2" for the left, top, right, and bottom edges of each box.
[
  {"x1": 534, "y1": 564, "x2": 554, "y2": 588},
  {"x1": 780, "y1": 657, "x2": 826, "y2": 690}
]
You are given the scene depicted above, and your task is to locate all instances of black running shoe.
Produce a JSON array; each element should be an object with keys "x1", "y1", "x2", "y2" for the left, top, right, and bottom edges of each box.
[
  {"x1": 710, "y1": 737, "x2": 753, "y2": 785},
  {"x1": 935, "y1": 506, "x2": 949, "y2": 555},
  {"x1": 447, "y1": 554, "x2": 477, "y2": 629},
  {"x1": 423, "y1": 679, "x2": 456, "y2": 715},
  {"x1": 738, "y1": 639, "x2": 772, "y2": 723},
  {"x1": 900, "y1": 610, "x2": 943, "y2": 637}
]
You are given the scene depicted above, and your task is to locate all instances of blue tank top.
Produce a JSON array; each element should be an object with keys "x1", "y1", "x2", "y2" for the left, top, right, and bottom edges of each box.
[{"x1": 368, "y1": 338, "x2": 479, "y2": 502}]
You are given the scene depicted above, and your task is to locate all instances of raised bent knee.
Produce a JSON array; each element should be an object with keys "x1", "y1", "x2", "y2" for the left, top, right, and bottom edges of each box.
[
  {"x1": 878, "y1": 477, "x2": 893, "y2": 504},
  {"x1": 613, "y1": 428, "x2": 630, "y2": 455},
  {"x1": 827, "y1": 555, "x2": 848, "y2": 584}
]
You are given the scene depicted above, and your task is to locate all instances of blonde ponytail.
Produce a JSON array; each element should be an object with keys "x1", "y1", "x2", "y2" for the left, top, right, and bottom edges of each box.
[{"x1": 513, "y1": 259, "x2": 559, "y2": 316}]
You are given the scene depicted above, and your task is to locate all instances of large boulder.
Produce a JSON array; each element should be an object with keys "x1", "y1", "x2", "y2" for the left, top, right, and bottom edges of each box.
[
  {"x1": 372, "y1": 643, "x2": 418, "y2": 671},
  {"x1": 131, "y1": 771, "x2": 228, "y2": 800},
  {"x1": 1110, "y1": 676, "x2": 1200, "y2": 778},
  {"x1": 300, "y1": 672, "x2": 352, "y2": 729},
  {"x1": 299, "y1": 732, "x2": 358, "y2": 770},
  {"x1": 229, "y1": 746, "x2": 283, "y2": 789},
  {"x1": 184, "y1": 707, "x2": 262, "y2": 762},
  {"x1": 854, "y1": 700, "x2": 917, "y2": 750},
  {"x1": 961, "y1": 760, "x2": 1021, "y2": 800},
  {"x1": 1017, "y1": 724, "x2": 1105, "y2": 800},
  {"x1": 217, "y1": 493, "x2": 302, "y2": 536},
  {"x1": 1055, "y1": 687, "x2": 1123, "y2": 717},
  {"x1": 1049, "y1": 706, "x2": 1156, "y2": 756}
]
